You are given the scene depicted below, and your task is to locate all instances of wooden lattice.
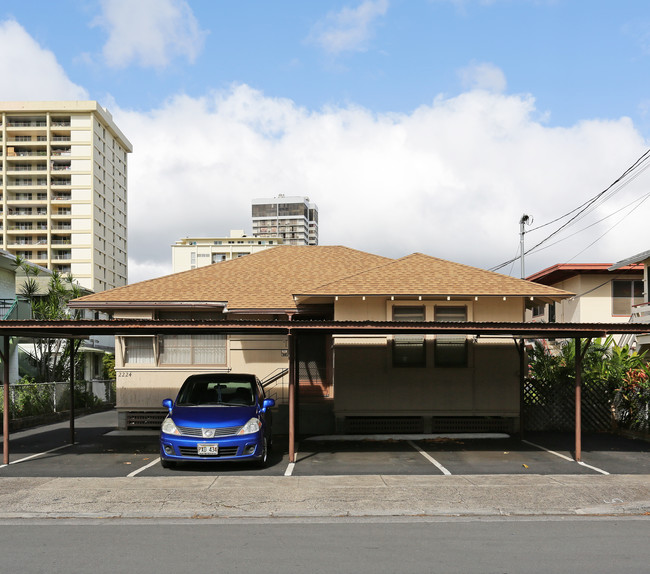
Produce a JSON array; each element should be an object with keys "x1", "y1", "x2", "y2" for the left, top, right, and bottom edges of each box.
[{"x1": 523, "y1": 378, "x2": 614, "y2": 432}]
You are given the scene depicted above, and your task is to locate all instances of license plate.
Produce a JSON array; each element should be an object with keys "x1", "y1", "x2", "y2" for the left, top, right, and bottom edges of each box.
[{"x1": 197, "y1": 443, "x2": 219, "y2": 455}]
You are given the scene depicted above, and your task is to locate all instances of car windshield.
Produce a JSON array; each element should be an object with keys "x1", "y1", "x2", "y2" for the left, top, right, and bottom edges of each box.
[{"x1": 176, "y1": 379, "x2": 256, "y2": 406}]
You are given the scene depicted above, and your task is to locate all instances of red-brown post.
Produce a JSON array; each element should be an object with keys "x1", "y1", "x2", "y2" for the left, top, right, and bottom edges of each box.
[
  {"x1": 2, "y1": 336, "x2": 9, "y2": 465},
  {"x1": 575, "y1": 337, "x2": 582, "y2": 462},
  {"x1": 288, "y1": 330, "x2": 296, "y2": 463}
]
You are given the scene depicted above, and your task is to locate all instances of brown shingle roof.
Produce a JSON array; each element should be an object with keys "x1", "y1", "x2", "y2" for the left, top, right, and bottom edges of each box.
[
  {"x1": 72, "y1": 247, "x2": 571, "y2": 311},
  {"x1": 300, "y1": 253, "x2": 573, "y2": 298},
  {"x1": 72, "y1": 246, "x2": 392, "y2": 311}
]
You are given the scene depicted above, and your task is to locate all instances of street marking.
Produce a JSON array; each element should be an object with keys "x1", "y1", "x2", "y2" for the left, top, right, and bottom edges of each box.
[
  {"x1": 577, "y1": 461, "x2": 609, "y2": 475},
  {"x1": 408, "y1": 440, "x2": 452, "y2": 475},
  {"x1": 521, "y1": 439, "x2": 574, "y2": 462},
  {"x1": 127, "y1": 457, "x2": 161, "y2": 477},
  {"x1": 0, "y1": 443, "x2": 73, "y2": 468},
  {"x1": 284, "y1": 445, "x2": 298, "y2": 476},
  {"x1": 522, "y1": 440, "x2": 610, "y2": 474}
]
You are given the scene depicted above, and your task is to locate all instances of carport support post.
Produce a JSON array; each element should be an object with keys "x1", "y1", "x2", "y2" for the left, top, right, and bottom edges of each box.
[
  {"x1": 69, "y1": 338, "x2": 76, "y2": 445},
  {"x1": 288, "y1": 330, "x2": 296, "y2": 463},
  {"x1": 574, "y1": 337, "x2": 591, "y2": 463},
  {"x1": 2, "y1": 336, "x2": 9, "y2": 464},
  {"x1": 517, "y1": 338, "x2": 525, "y2": 439}
]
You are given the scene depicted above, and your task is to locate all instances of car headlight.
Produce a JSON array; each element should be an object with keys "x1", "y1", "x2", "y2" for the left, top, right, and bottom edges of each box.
[
  {"x1": 238, "y1": 417, "x2": 262, "y2": 435},
  {"x1": 161, "y1": 416, "x2": 180, "y2": 436}
]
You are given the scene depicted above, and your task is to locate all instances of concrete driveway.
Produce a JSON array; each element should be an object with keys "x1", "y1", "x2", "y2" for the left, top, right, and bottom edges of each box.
[{"x1": 2, "y1": 410, "x2": 650, "y2": 478}]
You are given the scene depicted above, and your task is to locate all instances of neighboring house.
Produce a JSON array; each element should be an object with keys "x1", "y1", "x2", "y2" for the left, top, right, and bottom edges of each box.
[
  {"x1": 525, "y1": 264, "x2": 645, "y2": 342},
  {"x1": 172, "y1": 230, "x2": 284, "y2": 272},
  {"x1": 609, "y1": 250, "x2": 650, "y2": 354},
  {"x1": 70, "y1": 246, "x2": 572, "y2": 433},
  {"x1": 0, "y1": 249, "x2": 30, "y2": 383}
]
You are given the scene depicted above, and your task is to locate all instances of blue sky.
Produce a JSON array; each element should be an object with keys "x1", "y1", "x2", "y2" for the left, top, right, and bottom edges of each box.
[{"x1": 1, "y1": 0, "x2": 649, "y2": 282}]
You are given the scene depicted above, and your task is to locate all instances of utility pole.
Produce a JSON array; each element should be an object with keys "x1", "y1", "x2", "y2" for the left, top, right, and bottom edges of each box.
[{"x1": 519, "y1": 214, "x2": 532, "y2": 279}]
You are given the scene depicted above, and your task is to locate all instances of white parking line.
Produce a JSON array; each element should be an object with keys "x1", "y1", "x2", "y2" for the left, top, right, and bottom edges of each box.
[
  {"x1": 577, "y1": 461, "x2": 610, "y2": 475},
  {"x1": 127, "y1": 457, "x2": 161, "y2": 477},
  {"x1": 284, "y1": 445, "x2": 298, "y2": 476},
  {"x1": 407, "y1": 440, "x2": 452, "y2": 475},
  {"x1": 521, "y1": 439, "x2": 574, "y2": 461},
  {"x1": 0, "y1": 443, "x2": 73, "y2": 468},
  {"x1": 522, "y1": 439, "x2": 610, "y2": 475}
]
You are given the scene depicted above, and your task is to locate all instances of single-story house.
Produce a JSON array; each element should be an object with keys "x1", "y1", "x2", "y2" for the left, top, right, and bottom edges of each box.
[{"x1": 70, "y1": 246, "x2": 573, "y2": 433}]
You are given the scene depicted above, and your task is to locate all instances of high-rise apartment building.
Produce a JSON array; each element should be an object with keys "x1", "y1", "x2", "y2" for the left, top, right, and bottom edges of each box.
[
  {"x1": 0, "y1": 101, "x2": 132, "y2": 292},
  {"x1": 172, "y1": 230, "x2": 284, "y2": 272},
  {"x1": 252, "y1": 195, "x2": 318, "y2": 246}
]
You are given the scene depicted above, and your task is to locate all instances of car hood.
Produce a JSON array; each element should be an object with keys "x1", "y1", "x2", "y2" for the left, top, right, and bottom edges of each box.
[{"x1": 170, "y1": 405, "x2": 257, "y2": 428}]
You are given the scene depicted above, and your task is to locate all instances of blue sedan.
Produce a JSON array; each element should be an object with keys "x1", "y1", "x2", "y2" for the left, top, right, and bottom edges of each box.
[{"x1": 159, "y1": 373, "x2": 275, "y2": 468}]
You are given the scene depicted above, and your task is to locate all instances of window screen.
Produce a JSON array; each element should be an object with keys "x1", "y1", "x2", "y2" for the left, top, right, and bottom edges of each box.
[{"x1": 392, "y1": 306, "x2": 426, "y2": 367}]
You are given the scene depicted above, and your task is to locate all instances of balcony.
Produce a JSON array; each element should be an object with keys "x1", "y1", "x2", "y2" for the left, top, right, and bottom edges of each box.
[
  {"x1": 7, "y1": 119, "x2": 46, "y2": 127},
  {"x1": 8, "y1": 150, "x2": 48, "y2": 157},
  {"x1": 51, "y1": 148, "x2": 72, "y2": 156},
  {"x1": 631, "y1": 302, "x2": 650, "y2": 323},
  {"x1": 7, "y1": 208, "x2": 33, "y2": 217}
]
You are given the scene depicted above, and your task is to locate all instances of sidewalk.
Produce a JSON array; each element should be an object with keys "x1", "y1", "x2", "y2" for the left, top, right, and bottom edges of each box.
[{"x1": 1, "y1": 474, "x2": 649, "y2": 519}]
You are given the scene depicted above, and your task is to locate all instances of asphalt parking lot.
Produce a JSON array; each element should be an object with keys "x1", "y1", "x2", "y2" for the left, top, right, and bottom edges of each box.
[{"x1": 2, "y1": 409, "x2": 650, "y2": 478}]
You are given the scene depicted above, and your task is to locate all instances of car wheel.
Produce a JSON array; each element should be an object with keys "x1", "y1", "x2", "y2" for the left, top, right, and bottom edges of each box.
[
  {"x1": 256, "y1": 437, "x2": 268, "y2": 468},
  {"x1": 160, "y1": 457, "x2": 176, "y2": 469}
]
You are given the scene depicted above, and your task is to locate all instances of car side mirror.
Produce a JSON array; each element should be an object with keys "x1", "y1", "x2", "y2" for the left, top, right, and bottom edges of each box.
[
  {"x1": 162, "y1": 398, "x2": 173, "y2": 412},
  {"x1": 261, "y1": 398, "x2": 275, "y2": 412}
]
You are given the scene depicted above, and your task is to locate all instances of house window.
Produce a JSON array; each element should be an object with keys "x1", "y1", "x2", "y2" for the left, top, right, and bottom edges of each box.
[
  {"x1": 434, "y1": 306, "x2": 468, "y2": 368},
  {"x1": 160, "y1": 334, "x2": 226, "y2": 365},
  {"x1": 612, "y1": 280, "x2": 644, "y2": 316},
  {"x1": 532, "y1": 304, "x2": 545, "y2": 317},
  {"x1": 392, "y1": 306, "x2": 425, "y2": 367},
  {"x1": 124, "y1": 337, "x2": 155, "y2": 364}
]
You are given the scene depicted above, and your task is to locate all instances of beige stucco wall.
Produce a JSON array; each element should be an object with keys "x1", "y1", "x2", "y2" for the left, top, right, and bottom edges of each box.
[
  {"x1": 532, "y1": 273, "x2": 643, "y2": 323},
  {"x1": 114, "y1": 333, "x2": 288, "y2": 412},
  {"x1": 333, "y1": 338, "x2": 519, "y2": 417},
  {"x1": 335, "y1": 296, "x2": 525, "y2": 322},
  {"x1": 111, "y1": 296, "x2": 527, "y2": 429}
]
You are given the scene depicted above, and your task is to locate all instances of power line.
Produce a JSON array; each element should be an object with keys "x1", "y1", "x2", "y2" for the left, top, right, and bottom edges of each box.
[{"x1": 490, "y1": 148, "x2": 650, "y2": 272}]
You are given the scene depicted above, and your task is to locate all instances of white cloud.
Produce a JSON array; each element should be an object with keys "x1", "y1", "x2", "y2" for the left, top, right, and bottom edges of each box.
[
  {"x1": 1, "y1": 20, "x2": 646, "y2": 286},
  {"x1": 0, "y1": 20, "x2": 88, "y2": 100},
  {"x1": 458, "y1": 62, "x2": 507, "y2": 93},
  {"x1": 94, "y1": 0, "x2": 207, "y2": 69},
  {"x1": 112, "y1": 84, "x2": 649, "y2": 283},
  {"x1": 309, "y1": 0, "x2": 389, "y2": 54}
]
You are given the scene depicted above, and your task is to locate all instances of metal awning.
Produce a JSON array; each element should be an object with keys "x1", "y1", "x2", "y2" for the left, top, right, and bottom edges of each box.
[{"x1": 2, "y1": 318, "x2": 649, "y2": 466}]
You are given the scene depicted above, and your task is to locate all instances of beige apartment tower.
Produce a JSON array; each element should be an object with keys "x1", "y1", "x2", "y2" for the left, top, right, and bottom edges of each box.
[{"x1": 0, "y1": 101, "x2": 132, "y2": 292}]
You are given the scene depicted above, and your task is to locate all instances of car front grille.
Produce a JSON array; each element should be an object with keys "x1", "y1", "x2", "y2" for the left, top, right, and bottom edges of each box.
[
  {"x1": 177, "y1": 425, "x2": 242, "y2": 437},
  {"x1": 178, "y1": 446, "x2": 240, "y2": 457}
]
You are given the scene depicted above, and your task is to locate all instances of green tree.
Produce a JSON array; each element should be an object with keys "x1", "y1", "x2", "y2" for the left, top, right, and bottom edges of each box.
[
  {"x1": 17, "y1": 260, "x2": 85, "y2": 383},
  {"x1": 527, "y1": 336, "x2": 649, "y2": 430}
]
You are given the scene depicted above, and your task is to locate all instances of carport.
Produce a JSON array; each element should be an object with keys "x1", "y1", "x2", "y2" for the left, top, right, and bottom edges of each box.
[{"x1": 0, "y1": 319, "x2": 648, "y2": 466}]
